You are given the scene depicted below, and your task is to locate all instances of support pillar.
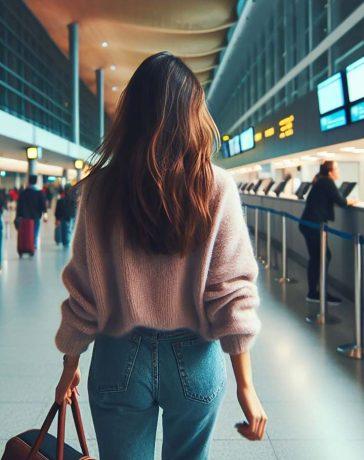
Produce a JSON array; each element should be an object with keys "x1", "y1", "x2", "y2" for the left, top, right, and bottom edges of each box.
[
  {"x1": 15, "y1": 173, "x2": 21, "y2": 189},
  {"x1": 28, "y1": 159, "x2": 37, "y2": 177},
  {"x1": 68, "y1": 22, "x2": 80, "y2": 145},
  {"x1": 96, "y1": 68, "x2": 105, "y2": 143}
]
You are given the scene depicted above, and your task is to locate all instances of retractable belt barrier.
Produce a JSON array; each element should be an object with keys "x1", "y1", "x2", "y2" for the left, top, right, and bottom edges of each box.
[{"x1": 243, "y1": 202, "x2": 363, "y2": 360}]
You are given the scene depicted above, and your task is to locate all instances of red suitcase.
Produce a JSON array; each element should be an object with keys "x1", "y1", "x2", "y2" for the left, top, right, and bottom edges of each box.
[{"x1": 17, "y1": 218, "x2": 35, "y2": 257}]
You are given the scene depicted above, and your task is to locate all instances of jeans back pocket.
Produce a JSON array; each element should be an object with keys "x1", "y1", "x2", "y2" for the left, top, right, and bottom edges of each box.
[
  {"x1": 172, "y1": 337, "x2": 227, "y2": 404},
  {"x1": 89, "y1": 333, "x2": 141, "y2": 393}
]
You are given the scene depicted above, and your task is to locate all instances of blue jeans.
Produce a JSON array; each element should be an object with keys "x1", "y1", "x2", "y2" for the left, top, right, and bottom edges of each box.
[
  {"x1": 88, "y1": 327, "x2": 227, "y2": 460},
  {"x1": 61, "y1": 218, "x2": 74, "y2": 247}
]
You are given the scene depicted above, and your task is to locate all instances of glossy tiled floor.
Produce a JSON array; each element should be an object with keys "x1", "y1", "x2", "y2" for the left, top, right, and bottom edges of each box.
[{"x1": 0, "y1": 220, "x2": 363, "y2": 459}]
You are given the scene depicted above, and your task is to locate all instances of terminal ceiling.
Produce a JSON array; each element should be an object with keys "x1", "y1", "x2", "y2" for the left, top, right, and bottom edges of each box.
[{"x1": 25, "y1": 0, "x2": 237, "y2": 115}]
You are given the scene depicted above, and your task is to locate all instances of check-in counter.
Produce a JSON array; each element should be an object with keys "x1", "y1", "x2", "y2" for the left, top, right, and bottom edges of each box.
[{"x1": 240, "y1": 193, "x2": 364, "y2": 300}]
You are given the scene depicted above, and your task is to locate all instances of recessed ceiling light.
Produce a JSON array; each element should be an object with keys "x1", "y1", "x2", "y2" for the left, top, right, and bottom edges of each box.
[
  {"x1": 317, "y1": 152, "x2": 335, "y2": 158},
  {"x1": 112, "y1": 86, "x2": 118, "y2": 92},
  {"x1": 301, "y1": 156, "x2": 317, "y2": 161},
  {"x1": 110, "y1": 65, "x2": 116, "y2": 71},
  {"x1": 339, "y1": 146, "x2": 356, "y2": 152},
  {"x1": 101, "y1": 41, "x2": 109, "y2": 48}
]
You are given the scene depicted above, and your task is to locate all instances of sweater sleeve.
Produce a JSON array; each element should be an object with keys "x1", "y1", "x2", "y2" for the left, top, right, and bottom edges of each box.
[
  {"x1": 54, "y1": 188, "x2": 98, "y2": 356},
  {"x1": 204, "y1": 176, "x2": 261, "y2": 355},
  {"x1": 326, "y1": 179, "x2": 347, "y2": 207}
]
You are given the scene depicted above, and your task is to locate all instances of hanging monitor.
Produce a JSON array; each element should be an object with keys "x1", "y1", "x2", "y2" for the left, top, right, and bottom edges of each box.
[
  {"x1": 317, "y1": 73, "x2": 345, "y2": 115},
  {"x1": 233, "y1": 135, "x2": 241, "y2": 155},
  {"x1": 320, "y1": 109, "x2": 347, "y2": 131},
  {"x1": 228, "y1": 139, "x2": 235, "y2": 156},
  {"x1": 221, "y1": 142, "x2": 230, "y2": 158},
  {"x1": 239, "y1": 127, "x2": 255, "y2": 152},
  {"x1": 346, "y1": 56, "x2": 364, "y2": 103},
  {"x1": 350, "y1": 100, "x2": 364, "y2": 123}
]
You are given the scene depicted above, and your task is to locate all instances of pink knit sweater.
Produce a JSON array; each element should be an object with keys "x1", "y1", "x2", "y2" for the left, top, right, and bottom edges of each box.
[{"x1": 55, "y1": 164, "x2": 261, "y2": 356}]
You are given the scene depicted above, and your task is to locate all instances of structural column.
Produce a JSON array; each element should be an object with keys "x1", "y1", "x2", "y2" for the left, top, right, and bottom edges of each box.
[
  {"x1": 96, "y1": 68, "x2": 105, "y2": 143},
  {"x1": 26, "y1": 146, "x2": 42, "y2": 184},
  {"x1": 68, "y1": 22, "x2": 80, "y2": 145}
]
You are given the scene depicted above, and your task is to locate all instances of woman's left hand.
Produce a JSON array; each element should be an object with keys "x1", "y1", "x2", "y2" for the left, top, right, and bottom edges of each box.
[{"x1": 55, "y1": 357, "x2": 81, "y2": 405}]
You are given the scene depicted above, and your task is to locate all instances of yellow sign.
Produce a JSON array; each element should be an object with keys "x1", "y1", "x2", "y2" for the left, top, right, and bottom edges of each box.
[
  {"x1": 279, "y1": 114, "x2": 295, "y2": 139},
  {"x1": 264, "y1": 127, "x2": 275, "y2": 138},
  {"x1": 26, "y1": 146, "x2": 39, "y2": 160},
  {"x1": 254, "y1": 132, "x2": 263, "y2": 142},
  {"x1": 222, "y1": 134, "x2": 230, "y2": 142},
  {"x1": 74, "y1": 159, "x2": 84, "y2": 170}
]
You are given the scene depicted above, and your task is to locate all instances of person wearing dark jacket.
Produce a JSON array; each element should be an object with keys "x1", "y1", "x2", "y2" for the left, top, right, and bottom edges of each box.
[
  {"x1": 0, "y1": 189, "x2": 7, "y2": 272},
  {"x1": 55, "y1": 184, "x2": 77, "y2": 247},
  {"x1": 16, "y1": 175, "x2": 48, "y2": 249},
  {"x1": 299, "y1": 161, "x2": 357, "y2": 304}
]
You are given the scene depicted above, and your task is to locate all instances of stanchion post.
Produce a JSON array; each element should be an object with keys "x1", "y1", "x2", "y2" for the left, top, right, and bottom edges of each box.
[
  {"x1": 306, "y1": 225, "x2": 340, "y2": 325},
  {"x1": 265, "y1": 211, "x2": 271, "y2": 269},
  {"x1": 254, "y1": 208, "x2": 259, "y2": 257},
  {"x1": 337, "y1": 235, "x2": 363, "y2": 359},
  {"x1": 318, "y1": 224, "x2": 327, "y2": 324},
  {"x1": 276, "y1": 214, "x2": 291, "y2": 283},
  {"x1": 282, "y1": 214, "x2": 287, "y2": 280}
]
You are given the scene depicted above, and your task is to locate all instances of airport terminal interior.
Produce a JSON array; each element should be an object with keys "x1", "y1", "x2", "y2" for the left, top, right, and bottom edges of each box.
[{"x1": 1, "y1": 1, "x2": 364, "y2": 459}]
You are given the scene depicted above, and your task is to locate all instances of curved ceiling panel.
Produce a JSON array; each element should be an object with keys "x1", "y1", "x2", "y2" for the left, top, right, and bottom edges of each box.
[{"x1": 25, "y1": 0, "x2": 236, "y2": 114}]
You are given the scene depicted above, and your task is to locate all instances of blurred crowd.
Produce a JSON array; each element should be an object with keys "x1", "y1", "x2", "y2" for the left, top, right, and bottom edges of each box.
[{"x1": 0, "y1": 179, "x2": 78, "y2": 272}]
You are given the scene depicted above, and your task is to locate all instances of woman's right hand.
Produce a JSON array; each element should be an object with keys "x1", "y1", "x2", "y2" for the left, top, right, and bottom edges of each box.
[
  {"x1": 347, "y1": 198, "x2": 359, "y2": 206},
  {"x1": 235, "y1": 384, "x2": 268, "y2": 440}
]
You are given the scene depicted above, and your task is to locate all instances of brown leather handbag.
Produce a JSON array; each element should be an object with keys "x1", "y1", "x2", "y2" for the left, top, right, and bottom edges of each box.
[{"x1": 1, "y1": 390, "x2": 95, "y2": 460}]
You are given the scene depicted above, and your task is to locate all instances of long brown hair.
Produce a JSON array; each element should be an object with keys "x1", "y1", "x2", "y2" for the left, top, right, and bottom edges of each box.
[
  {"x1": 313, "y1": 160, "x2": 335, "y2": 183},
  {"x1": 87, "y1": 52, "x2": 220, "y2": 257}
]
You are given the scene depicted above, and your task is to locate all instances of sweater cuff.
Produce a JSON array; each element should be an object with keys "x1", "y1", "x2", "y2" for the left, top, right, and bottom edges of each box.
[
  {"x1": 220, "y1": 333, "x2": 258, "y2": 355},
  {"x1": 55, "y1": 321, "x2": 94, "y2": 356}
]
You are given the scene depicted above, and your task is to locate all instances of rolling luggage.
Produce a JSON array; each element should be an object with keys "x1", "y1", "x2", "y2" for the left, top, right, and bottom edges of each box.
[
  {"x1": 17, "y1": 218, "x2": 35, "y2": 257},
  {"x1": 1, "y1": 389, "x2": 94, "y2": 460}
]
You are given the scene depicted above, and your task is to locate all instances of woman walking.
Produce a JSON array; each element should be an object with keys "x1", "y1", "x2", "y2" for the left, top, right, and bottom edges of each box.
[
  {"x1": 54, "y1": 52, "x2": 266, "y2": 460},
  {"x1": 55, "y1": 183, "x2": 77, "y2": 247}
]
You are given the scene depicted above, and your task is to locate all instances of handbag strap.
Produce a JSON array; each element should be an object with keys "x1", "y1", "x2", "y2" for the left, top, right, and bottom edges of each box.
[
  {"x1": 27, "y1": 402, "x2": 59, "y2": 459},
  {"x1": 56, "y1": 400, "x2": 67, "y2": 460},
  {"x1": 27, "y1": 389, "x2": 90, "y2": 460},
  {"x1": 70, "y1": 391, "x2": 90, "y2": 456}
]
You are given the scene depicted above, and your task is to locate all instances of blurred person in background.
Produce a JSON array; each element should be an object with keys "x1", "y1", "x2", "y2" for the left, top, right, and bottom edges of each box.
[
  {"x1": 16, "y1": 175, "x2": 48, "y2": 249},
  {"x1": 55, "y1": 183, "x2": 77, "y2": 247},
  {"x1": 299, "y1": 161, "x2": 357, "y2": 304},
  {"x1": 54, "y1": 52, "x2": 266, "y2": 460},
  {"x1": 0, "y1": 189, "x2": 7, "y2": 272}
]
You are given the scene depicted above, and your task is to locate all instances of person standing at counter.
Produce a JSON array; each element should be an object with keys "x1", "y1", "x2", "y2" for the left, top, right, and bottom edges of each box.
[{"x1": 299, "y1": 161, "x2": 357, "y2": 304}]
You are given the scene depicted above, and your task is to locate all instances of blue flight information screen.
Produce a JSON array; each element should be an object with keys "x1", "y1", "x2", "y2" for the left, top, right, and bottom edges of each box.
[
  {"x1": 320, "y1": 109, "x2": 347, "y2": 131},
  {"x1": 317, "y1": 73, "x2": 345, "y2": 115},
  {"x1": 239, "y1": 127, "x2": 255, "y2": 152},
  {"x1": 350, "y1": 101, "x2": 364, "y2": 123},
  {"x1": 346, "y1": 56, "x2": 364, "y2": 103}
]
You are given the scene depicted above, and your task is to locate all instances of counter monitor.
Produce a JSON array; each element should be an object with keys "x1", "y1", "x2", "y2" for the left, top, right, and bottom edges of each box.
[
  {"x1": 295, "y1": 182, "x2": 311, "y2": 200},
  {"x1": 274, "y1": 180, "x2": 288, "y2": 197},
  {"x1": 263, "y1": 179, "x2": 275, "y2": 195},
  {"x1": 339, "y1": 182, "x2": 356, "y2": 198},
  {"x1": 252, "y1": 179, "x2": 263, "y2": 194}
]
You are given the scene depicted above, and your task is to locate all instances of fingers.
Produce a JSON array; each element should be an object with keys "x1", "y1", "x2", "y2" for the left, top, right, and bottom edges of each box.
[
  {"x1": 258, "y1": 415, "x2": 267, "y2": 439},
  {"x1": 236, "y1": 415, "x2": 268, "y2": 441}
]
